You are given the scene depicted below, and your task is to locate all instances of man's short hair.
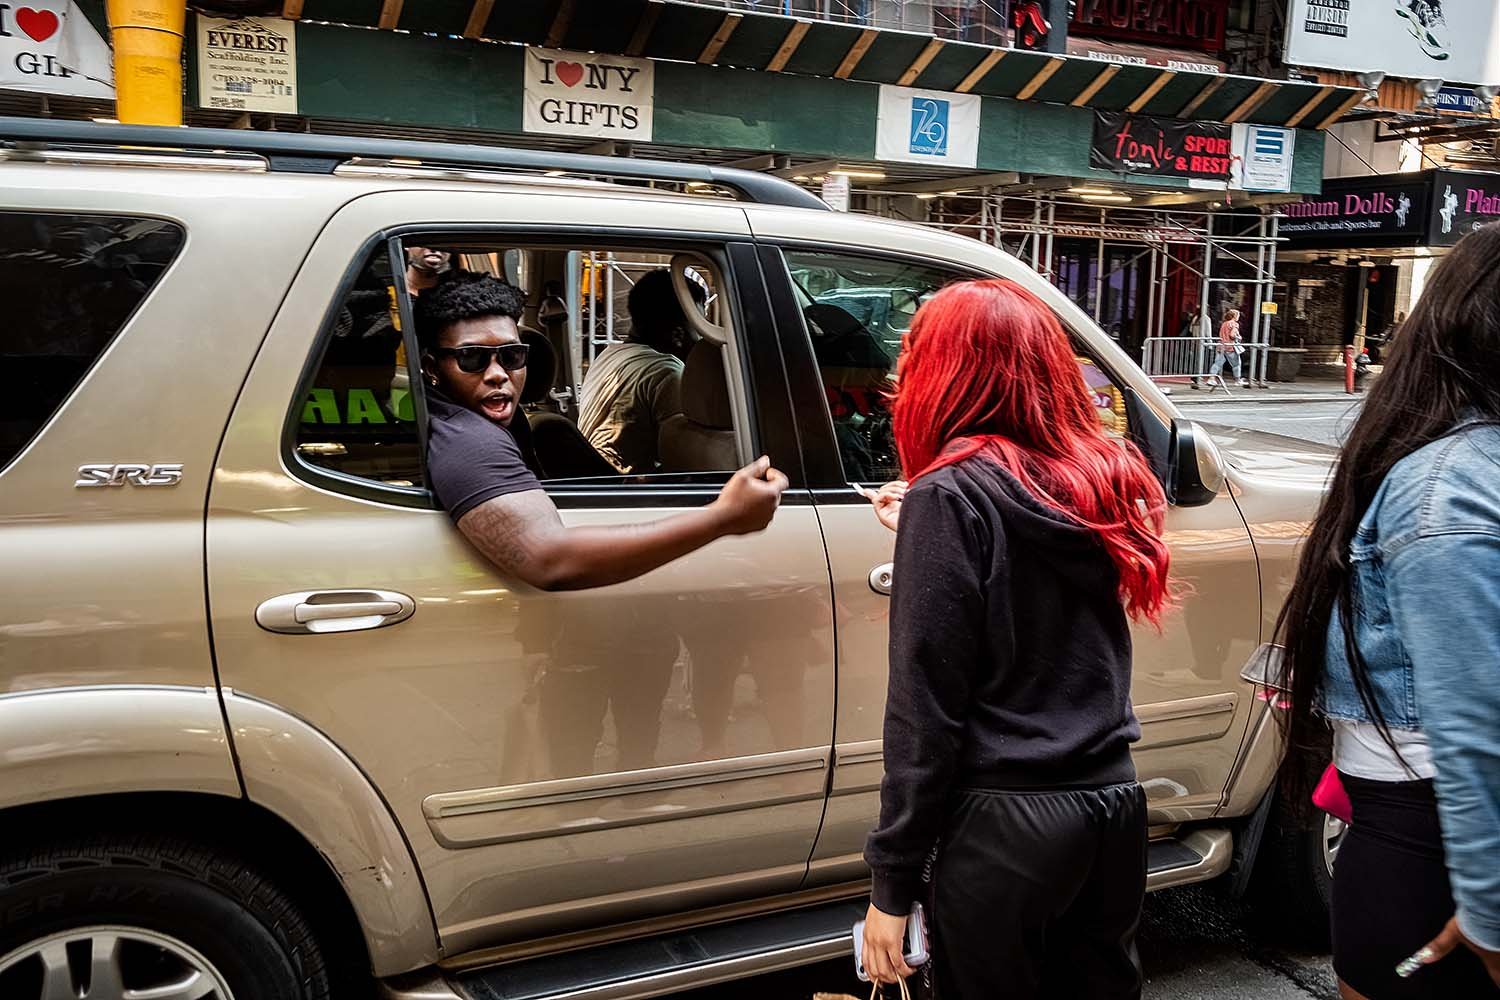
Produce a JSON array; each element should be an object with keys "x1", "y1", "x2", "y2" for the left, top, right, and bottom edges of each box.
[
  {"x1": 415, "y1": 274, "x2": 526, "y2": 349},
  {"x1": 627, "y1": 269, "x2": 706, "y2": 353}
]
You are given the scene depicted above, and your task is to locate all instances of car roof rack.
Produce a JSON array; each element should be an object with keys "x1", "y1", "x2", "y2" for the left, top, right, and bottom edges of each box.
[{"x1": 0, "y1": 116, "x2": 829, "y2": 212}]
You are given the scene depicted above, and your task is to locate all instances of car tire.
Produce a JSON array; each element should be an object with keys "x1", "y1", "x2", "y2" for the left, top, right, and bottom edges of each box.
[
  {"x1": 1251, "y1": 790, "x2": 1340, "y2": 948},
  {"x1": 0, "y1": 834, "x2": 334, "y2": 1000}
]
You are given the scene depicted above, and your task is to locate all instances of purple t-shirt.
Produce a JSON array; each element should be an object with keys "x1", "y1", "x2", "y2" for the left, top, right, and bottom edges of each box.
[{"x1": 425, "y1": 390, "x2": 541, "y2": 521}]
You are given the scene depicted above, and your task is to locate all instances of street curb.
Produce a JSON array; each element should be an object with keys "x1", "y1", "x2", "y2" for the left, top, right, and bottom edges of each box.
[{"x1": 1171, "y1": 393, "x2": 1360, "y2": 406}]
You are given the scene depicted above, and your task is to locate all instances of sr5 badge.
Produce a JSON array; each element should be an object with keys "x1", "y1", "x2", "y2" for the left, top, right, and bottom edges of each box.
[{"x1": 75, "y1": 463, "x2": 185, "y2": 487}]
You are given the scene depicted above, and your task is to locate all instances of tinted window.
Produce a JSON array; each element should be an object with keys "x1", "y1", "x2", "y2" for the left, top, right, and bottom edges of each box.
[
  {"x1": 295, "y1": 246, "x2": 424, "y2": 488},
  {"x1": 783, "y1": 250, "x2": 964, "y2": 484},
  {"x1": 784, "y1": 250, "x2": 1129, "y2": 485},
  {"x1": 0, "y1": 212, "x2": 184, "y2": 470}
]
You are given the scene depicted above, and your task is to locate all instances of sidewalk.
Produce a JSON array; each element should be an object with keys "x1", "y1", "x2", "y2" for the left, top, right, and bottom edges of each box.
[{"x1": 1161, "y1": 374, "x2": 1363, "y2": 406}]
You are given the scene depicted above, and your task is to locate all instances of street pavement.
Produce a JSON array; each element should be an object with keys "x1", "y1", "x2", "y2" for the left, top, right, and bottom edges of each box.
[
  {"x1": 670, "y1": 392, "x2": 1357, "y2": 1000},
  {"x1": 1171, "y1": 378, "x2": 1365, "y2": 449}
]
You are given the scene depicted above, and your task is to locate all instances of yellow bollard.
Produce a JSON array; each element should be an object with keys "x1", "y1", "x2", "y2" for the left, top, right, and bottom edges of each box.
[{"x1": 106, "y1": 0, "x2": 187, "y2": 125}]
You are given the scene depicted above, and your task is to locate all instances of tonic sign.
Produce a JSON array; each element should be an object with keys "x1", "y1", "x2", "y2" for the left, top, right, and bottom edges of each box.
[
  {"x1": 523, "y1": 47, "x2": 654, "y2": 141},
  {"x1": 1090, "y1": 112, "x2": 1233, "y2": 182}
]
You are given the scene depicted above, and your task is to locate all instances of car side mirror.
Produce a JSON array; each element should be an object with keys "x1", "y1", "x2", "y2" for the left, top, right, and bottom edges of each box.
[{"x1": 1168, "y1": 419, "x2": 1226, "y2": 507}]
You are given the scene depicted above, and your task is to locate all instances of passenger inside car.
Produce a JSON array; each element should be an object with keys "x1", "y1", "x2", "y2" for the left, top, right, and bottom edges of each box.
[{"x1": 578, "y1": 269, "x2": 706, "y2": 475}]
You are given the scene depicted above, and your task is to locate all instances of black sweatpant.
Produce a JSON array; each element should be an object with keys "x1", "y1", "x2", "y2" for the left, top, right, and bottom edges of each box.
[
  {"x1": 1333, "y1": 774, "x2": 1500, "y2": 999},
  {"x1": 926, "y1": 782, "x2": 1147, "y2": 1000}
]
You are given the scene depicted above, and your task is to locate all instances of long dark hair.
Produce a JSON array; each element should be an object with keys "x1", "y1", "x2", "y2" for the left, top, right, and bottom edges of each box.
[{"x1": 1276, "y1": 223, "x2": 1500, "y2": 789}]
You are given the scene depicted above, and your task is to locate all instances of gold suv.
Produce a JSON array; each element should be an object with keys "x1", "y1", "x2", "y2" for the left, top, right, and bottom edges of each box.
[{"x1": 0, "y1": 119, "x2": 1334, "y2": 1000}]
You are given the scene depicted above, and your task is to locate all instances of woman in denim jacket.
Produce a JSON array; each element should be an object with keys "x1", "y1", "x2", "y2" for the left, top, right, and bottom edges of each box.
[{"x1": 1278, "y1": 224, "x2": 1500, "y2": 999}]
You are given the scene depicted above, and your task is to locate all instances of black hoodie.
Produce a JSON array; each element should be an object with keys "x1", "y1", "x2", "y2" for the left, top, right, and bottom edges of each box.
[{"x1": 863, "y1": 454, "x2": 1140, "y2": 915}]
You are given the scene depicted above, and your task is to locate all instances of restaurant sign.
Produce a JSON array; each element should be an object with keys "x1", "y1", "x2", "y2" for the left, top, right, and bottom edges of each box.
[
  {"x1": 1070, "y1": 0, "x2": 1230, "y2": 54},
  {"x1": 1090, "y1": 112, "x2": 1233, "y2": 182}
]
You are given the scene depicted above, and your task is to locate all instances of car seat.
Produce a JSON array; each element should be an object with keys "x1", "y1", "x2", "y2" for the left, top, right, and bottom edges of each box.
[
  {"x1": 659, "y1": 341, "x2": 737, "y2": 473},
  {"x1": 519, "y1": 329, "x2": 617, "y2": 480}
]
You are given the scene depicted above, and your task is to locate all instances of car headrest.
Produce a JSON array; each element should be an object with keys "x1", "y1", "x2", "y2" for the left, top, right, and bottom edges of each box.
[
  {"x1": 519, "y1": 327, "x2": 557, "y2": 405},
  {"x1": 680, "y1": 340, "x2": 732, "y2": 430}
]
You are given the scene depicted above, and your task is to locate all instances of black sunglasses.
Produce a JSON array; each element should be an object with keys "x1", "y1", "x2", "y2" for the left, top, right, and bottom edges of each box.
[{"x1": 432, "y1": 344, "x2": 529, "y2": 374}]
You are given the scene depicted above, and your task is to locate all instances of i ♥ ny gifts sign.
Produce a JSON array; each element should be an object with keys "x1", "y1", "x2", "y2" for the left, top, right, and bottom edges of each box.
[
  {"x1": 0, "y1": 1, "x2": 114, "y2": 98},
  {"x1": 524, "y1": 48, "x2": 654, "y2": 141}
]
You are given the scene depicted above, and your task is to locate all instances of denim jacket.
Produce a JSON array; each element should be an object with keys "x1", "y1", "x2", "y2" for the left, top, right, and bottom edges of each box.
[{"x1": 1320, "y1": 417, "x2": 1500, "y2": 950}]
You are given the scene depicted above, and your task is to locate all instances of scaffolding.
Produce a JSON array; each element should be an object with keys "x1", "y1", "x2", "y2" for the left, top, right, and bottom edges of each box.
[{"x1": 921, "y1": 193, "x2": 1284, "y2": 386}]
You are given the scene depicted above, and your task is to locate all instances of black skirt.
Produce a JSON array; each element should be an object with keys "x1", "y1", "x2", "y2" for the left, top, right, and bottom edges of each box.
[
  {"x1": 924, "y1": 782, "x2": 1146, "y2": 1000},
  {"x1": 1333, "y1": 772, "x2": 1500, "y2": 999}
]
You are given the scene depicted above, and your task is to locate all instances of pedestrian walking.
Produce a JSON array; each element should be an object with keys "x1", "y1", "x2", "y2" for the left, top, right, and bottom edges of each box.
[
  {"x1": 1207, "y1": 307, "x2": 1248, "y2": 388},
  {"x1": 1275, "y1": 223, "x2": 1500, "y2": 999},
  {"x1": 858, "y1": 279, "x2": 1171, "y2": 999}
]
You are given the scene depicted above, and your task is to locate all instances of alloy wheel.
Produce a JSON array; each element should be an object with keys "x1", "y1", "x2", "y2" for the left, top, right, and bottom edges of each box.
[{"x1": 0, "y1": 925, "x2": 234, "y2": 1000}]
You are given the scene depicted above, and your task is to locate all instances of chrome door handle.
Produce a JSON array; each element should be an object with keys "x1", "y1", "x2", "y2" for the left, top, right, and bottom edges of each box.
[
  {"x1": 255, "y1": 590, "x2": 416, "y2": 635},
  {"x1": 869, "y1": 563, "x2": 894, "y2": 596}
]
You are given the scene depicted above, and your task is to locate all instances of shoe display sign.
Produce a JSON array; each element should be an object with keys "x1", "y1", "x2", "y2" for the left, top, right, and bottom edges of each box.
[{"x1": 1283, "y1": 0, "x2": 1498, "y2": 89}]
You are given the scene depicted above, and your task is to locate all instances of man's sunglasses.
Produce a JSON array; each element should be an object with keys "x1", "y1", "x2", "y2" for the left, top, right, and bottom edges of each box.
[{"x1": 432, "y1": 344, "x2": 529, "y2": 374}]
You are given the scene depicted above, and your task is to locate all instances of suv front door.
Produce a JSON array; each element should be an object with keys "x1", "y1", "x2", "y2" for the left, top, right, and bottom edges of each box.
[
  {"x1": 206, "y1": 191, "x2": 835, "y2": 957},
  {"x1": 754, "y1": 243, "x2": 1262, "y2": 884}
]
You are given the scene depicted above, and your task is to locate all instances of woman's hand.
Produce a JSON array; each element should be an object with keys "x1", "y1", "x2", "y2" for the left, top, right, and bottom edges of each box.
[
  {"x1": 861, "y1": 904, "x2": 914, "y2": 985},
  {"x1": 860, "y1": 481, "x2": 908, "y2": 533},
  {"x1": 1402, "y1": 916, "x2": 1500, "y2": 986}
]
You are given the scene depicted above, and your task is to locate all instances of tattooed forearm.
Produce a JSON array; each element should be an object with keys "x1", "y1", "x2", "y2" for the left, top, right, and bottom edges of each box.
[
  {"x1": 455, "y1": 488, "x2": 725, "y2": 591},
  {"x1": 457, "y1": 489, "x2": 564, "y2": 584}
]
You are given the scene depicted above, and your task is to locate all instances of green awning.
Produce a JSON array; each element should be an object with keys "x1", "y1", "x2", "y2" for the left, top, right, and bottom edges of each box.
[{"x1": 281, "y1": 0, "x2": 1362, "y2": 130}]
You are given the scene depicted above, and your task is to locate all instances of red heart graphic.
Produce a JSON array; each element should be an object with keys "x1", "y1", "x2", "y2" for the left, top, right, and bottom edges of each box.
[
  {"x1": 556, "y1": 61, "x2": 584, "y2": 87},
  {"x1": 16, "y1": 7, "x2": 59, "y2": 43}
]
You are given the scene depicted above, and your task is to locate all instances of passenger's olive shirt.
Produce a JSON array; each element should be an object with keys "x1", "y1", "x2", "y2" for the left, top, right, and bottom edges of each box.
[{"x1": 425, "y1": 389, "x2": 541, "y2": 521}]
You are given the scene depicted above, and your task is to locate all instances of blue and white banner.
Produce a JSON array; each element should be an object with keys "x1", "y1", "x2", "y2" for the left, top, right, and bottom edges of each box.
[
  {"x1": 876, "y1": 84, "x2": 980, "y2": 169},
  {"x1": 1231, "y1": 123, "x2": 1295, "y2": 193}
]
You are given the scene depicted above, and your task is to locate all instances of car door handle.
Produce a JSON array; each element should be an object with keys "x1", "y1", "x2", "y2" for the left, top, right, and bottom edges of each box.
[
  {"x1": 869, "y1": 563, "x2": 894, "y2": 596},
  {"x1": 255, "y1": 590, "x2": 416, "y2": 635}
]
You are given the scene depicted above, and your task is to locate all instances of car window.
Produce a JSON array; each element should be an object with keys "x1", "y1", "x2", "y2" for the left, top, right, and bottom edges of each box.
[
  {"x1": 0, "y1": 212, "x2": 185, "y2": 472},
  {"x1": 783, "y1": 249, "x2": 1129, "y2": 485},
  {"x1": 293, "y1": 239, "x2": 747, "y2": 501},
  {"x1": 294, "y1": 245, "x2": 423, "y2": 488},
  {"x1": 783, "y1": 250, "x2": 963, "y2": 485},
  {"x1": 404, "y1": 240, "x2": 743, "y2": 489}
]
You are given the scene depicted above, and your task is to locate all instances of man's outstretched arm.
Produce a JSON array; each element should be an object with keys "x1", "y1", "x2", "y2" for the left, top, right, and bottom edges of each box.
[{"x1": 457, "y1": 457, "x2": 788, "y2": 591}]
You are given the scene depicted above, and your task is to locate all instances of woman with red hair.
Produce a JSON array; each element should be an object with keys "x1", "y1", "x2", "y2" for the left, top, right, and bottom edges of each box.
[{"x1": 859, "y1": 279, "x2": 1172, "y2": 999}]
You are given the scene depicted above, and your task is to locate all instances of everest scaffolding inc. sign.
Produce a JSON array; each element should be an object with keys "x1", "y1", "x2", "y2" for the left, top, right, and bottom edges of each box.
[
  {"x1": 875, "y1": 84, "x2": 981, "y2": 169},
  {"x1": 0, "y1": 0, "x2": 113, "y2": 98},
  {"x1": 196, "y1": 16, "x2": 297, "y2": 114},
  {"x1": 524, "y1": 48, "x2": 654, "y2": 141},
  {"x1": 1284, "y1": 0, "x2": 1500, "y2": 86}
]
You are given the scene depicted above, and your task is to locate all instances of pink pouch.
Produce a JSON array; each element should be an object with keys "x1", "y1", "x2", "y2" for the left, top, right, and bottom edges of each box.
[{"x1": 1312, "y1": 763, "x2": 1353, "y2": 824}]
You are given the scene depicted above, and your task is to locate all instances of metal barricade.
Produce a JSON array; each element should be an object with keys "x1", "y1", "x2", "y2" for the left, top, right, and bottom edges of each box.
[{"x1": 1142, "y1": 336, "x2": 1262, "y2": 395}]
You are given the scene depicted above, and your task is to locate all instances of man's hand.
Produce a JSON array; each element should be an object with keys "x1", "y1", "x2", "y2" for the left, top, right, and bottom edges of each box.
[
  {"x1": 1401, "y1": 916, "x2": 1500, "y2": 986},
  {"x1": 861, "y1": 903, "x2": 913, "y2": 986},
  {"x1": 859, "y1": 481, "x2": 907, "y2": 533},
  {"x1": 711, "y1": 456, "x2": 789, "y2": 536}
]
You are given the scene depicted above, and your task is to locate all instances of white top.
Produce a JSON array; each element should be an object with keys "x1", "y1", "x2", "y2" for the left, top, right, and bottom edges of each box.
[{"x1": 1332, "y1": 719, "x2": 1436, "y2": 781}]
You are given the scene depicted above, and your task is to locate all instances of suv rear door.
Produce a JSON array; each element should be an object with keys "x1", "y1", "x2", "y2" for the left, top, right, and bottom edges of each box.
[
  {"x1": 205, "y1": 189, "x2": 835, "y2": 956},
  {"x1": 749, "y1": 228, "x2": 1262, "y2": 884}
]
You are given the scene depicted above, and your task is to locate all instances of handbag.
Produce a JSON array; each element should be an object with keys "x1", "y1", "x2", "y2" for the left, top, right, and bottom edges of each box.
[{"x1": 1311, "y1": 762, "x2": 1353, "y2": 824}]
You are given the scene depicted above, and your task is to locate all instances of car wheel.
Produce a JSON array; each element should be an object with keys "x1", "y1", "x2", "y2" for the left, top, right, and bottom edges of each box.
[
  {"x1": 0, "y1": 836, "x2": 334, "y2": 1000},
  {"x1": 1250, "y1": 790, "x2": 1336, "y2": 947}
]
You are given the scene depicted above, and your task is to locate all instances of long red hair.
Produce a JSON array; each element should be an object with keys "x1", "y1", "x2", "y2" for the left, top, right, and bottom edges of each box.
[{"x1": 894, "y1": 279, "x2": 1172, "y2": 626}]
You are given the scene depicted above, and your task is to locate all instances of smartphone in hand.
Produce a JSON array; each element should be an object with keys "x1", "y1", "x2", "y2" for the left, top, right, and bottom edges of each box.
[{"x1": 853, "y1": 903, "x2": 929, "y2": 982}]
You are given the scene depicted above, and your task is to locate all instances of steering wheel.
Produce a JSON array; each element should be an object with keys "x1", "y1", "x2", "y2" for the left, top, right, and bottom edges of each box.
[{"x1": 670, "y1": 252, "x2": 729, "y2": 346}]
